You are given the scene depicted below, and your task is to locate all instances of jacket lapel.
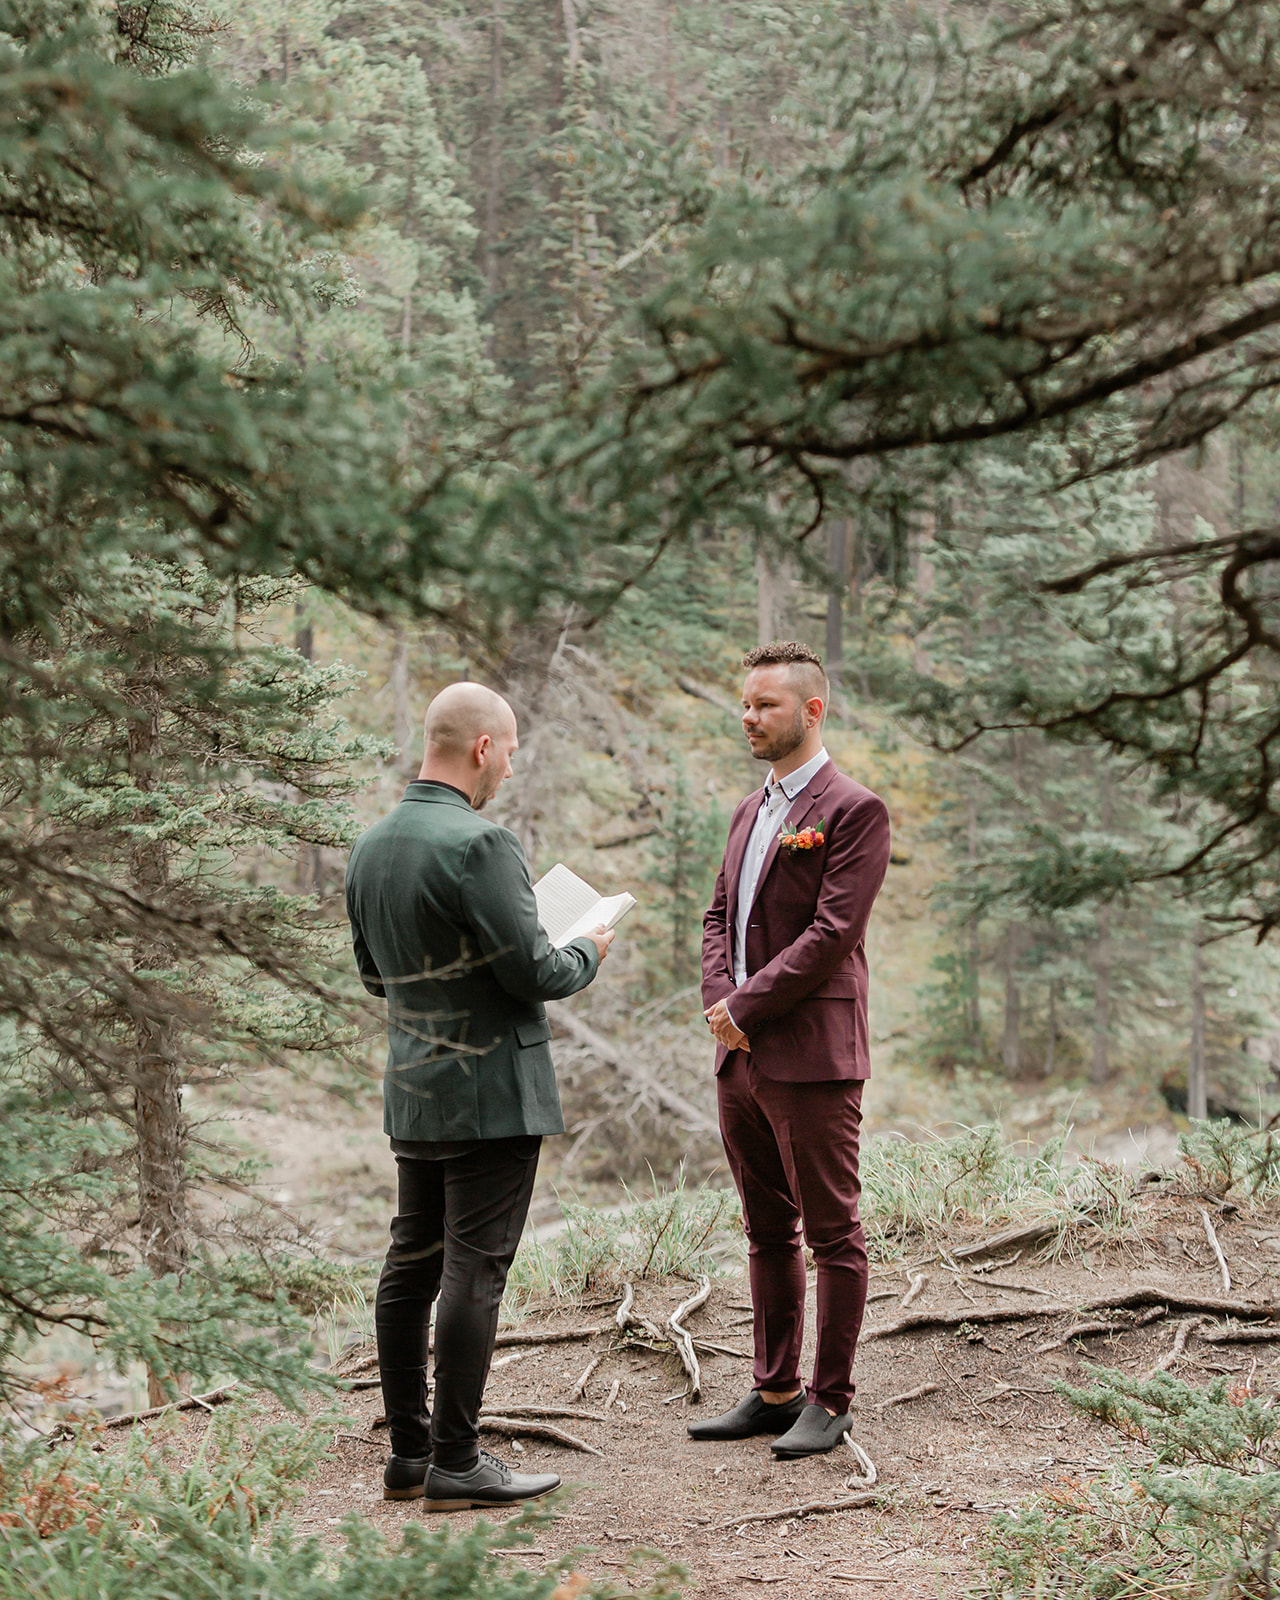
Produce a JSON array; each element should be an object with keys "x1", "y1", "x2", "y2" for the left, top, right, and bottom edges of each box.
[
  {"x1": 747, "y1": 760, "x2": 836, "y2": 915},
  {"x1": 723, "y1": 791, "x2": 765, "y2": 931}
]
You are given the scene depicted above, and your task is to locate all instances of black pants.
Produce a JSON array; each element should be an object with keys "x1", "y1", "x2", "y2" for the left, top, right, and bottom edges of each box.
[{"x1": 375, "y1": 1135, "x2": 540, "y2": 1471}]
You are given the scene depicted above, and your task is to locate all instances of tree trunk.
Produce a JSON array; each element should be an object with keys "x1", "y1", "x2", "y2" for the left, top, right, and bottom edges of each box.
[
  {"x1": 127, "y1": 670, "x2": 187, "y2": 1406},
  {"x1": 1001, "y1": 925, "x2": 1021, "y2": 1077},
  {"x1": 756, "y1": 549, "x2": 780, "y2": 644},
  {"x1": 390, "y1": 624, "x2": 415, "y2": 776},
  {"x1": 1091, "y1": 906, "x2": 1111, "y2": 1085},
  {"x1": 294, "y1": 605, "x2": 322, "y2": 892},
  {"x1": 966, "y1": 789, "x2": 981, "y2": 1053},
  {"x1": 1043, "y1": 979, "x2": 1057, "y2": 1077},
  {"x1": 1188, "y1": 923, "x2": 1208, "y2": 1120},
  {"x1": 826, "y1": 518, "x2": 847, "y2": 672},
  {"x1": 484, "y1": 0, "x2": 503, "y2": 357},
  {"x1": 663, "y1": 0, "x2": 677, "y2": 125}
]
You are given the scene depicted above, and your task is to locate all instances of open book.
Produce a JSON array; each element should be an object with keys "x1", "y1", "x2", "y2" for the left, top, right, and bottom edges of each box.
[{"x1": 533, "y1": 862, "x2": 637, "y2": 949}]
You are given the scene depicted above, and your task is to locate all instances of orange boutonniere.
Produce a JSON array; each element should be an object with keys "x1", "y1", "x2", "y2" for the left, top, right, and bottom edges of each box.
[{"x1": 778, "y1": 815, "x2": 826, "y2": 853}]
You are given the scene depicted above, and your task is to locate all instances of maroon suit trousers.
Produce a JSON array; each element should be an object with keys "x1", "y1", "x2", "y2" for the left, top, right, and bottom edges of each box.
[{"x1": 717, "y1": 1050, "x2": 868, "y2": 1413}]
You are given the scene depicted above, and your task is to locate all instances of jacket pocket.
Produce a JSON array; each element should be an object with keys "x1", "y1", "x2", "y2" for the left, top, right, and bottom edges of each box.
[
  {"x1": 514, "y1": 1015, "x2": 553, "y2": 1048},
  {"x1": 808, "y1": 972, "x2": 862, "y2": 999}
]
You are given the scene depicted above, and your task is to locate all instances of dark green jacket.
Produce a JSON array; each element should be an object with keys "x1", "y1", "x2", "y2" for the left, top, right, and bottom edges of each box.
[{"x1": 344, "y1": 782, "x2": 599, "y2": 1141}]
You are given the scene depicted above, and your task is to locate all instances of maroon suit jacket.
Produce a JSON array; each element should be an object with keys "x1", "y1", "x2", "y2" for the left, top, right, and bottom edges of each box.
[{"x1": 701, "y1": 760, "x2": 891, "y2": 1082}]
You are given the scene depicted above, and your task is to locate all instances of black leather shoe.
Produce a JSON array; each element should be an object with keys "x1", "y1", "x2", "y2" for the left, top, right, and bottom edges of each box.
[
  {"x1": 423, "y1": 1449, "x2": 560, "y2": 1510},
  {"x1": 686, "y1": 1390, "x2": 806, "y2": 1441},
  {"x1": 771, "y1": 1403, "x2": 853, "y2": 1457},
  {"x1": 382, "y1": 1454, "x2": 431, "y2": 1500}
]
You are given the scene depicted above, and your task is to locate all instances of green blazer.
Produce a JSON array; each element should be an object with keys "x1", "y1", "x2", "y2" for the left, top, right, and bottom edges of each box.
[{"x1": 345, "y1": 782, "x2": 599, "y2": 1141}]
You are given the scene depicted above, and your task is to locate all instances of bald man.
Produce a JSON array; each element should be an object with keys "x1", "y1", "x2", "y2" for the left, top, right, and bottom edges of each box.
[{"x1": 345, "y1": 684, "x2": 614, "y2": 1509}]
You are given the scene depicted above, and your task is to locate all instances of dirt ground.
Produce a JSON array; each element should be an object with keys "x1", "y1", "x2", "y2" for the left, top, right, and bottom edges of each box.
[{"x1": 108, "y1": 1192, "x2": 1280, "y2": 1599}]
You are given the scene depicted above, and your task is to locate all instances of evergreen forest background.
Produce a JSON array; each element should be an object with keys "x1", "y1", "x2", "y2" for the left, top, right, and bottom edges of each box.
[{"x1": 7, "y1": 0, "x2": 1280, "y2": 1588}]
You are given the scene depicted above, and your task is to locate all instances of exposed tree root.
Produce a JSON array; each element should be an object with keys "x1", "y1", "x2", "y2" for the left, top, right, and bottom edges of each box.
[
  {"x1": 479, "y1": 1415, "x2": 603, "y2": 1456},
  {"x1": 1034, "y1": 1320, "x2": 1125, "y2": 1355},
  {"x1": 668, "y1": 1275, "x2": 711, "y2": 1401},
  {"x1": 1146, "y1": 1315, "x2": 1207, "y2": 1377}
]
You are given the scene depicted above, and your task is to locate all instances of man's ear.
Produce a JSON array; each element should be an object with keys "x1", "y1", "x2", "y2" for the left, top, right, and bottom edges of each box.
[
  {"x1": 805, "y1": 696, "x2": 825, "y2": 728},
  {"x1": 474, "y1": 732, "x2": 492, "y2": 765}
]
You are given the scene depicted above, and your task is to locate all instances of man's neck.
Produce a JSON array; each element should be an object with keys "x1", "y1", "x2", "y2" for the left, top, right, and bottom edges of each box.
[
  {"x1": 769, "y1": 737, "x2": 826, "y2": 783},
  {"x1": 417, "y1": 761, "x2": 476, "y2": 803}
]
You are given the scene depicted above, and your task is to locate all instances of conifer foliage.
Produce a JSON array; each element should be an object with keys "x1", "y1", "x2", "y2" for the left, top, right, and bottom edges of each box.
[{"x1": 0, "y1": 0, "x2": 395, "y2": 1399}]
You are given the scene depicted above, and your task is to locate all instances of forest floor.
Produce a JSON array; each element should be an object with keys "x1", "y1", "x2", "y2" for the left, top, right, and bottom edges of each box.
[{"x1": 113, "y1": 1190, "x2": 1280, "y2": 1599}]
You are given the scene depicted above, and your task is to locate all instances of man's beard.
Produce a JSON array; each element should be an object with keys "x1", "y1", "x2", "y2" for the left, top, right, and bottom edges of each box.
[
  {"x1": 470, "y1": 768, "x2": 502, "y2": 810},
  {"x1": 749, "y1": 707, "x2": 806, "y2": 764}
]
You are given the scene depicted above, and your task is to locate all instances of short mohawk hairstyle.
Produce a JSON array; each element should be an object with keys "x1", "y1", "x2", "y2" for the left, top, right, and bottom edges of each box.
[{"x1": 742, "y1": 640, "x2": 825, "y2": 673}]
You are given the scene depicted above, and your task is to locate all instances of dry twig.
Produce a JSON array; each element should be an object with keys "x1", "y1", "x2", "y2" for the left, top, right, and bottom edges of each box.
[
  {"x1": 1199, "y1": 1207, "x2": 1233, "y2": 1293},
  {"x1": 900, "y1": 1273, "x2": 929, "y2": 1309},
  {"x1": 603, "y1": 1378, "x2": 620, "y2": 1412},
  {"x1": 709, "y1": 1492, "x2": 878, "y2": 1531},
  {"x1": 842, "y1": 1436, "x2": 878, "y2": 1488},
  {"x1": 570, "y1": 1352, "x2": 603, "y2": 1400}
]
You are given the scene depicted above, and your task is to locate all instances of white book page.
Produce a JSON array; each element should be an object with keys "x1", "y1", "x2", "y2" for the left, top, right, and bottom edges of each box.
[
  {"x1": 533, "y1": 864, "x2": 637, "y2": 948},
  {"x1": 533, "y1": 863, "x2": 603, "y2": 946},
  {"x1": 558, "y1": 892, "x2": 637, "y2": 948}
]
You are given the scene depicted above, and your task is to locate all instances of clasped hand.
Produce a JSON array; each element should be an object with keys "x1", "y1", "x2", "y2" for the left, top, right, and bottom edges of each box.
[{"x1": 704, "y1": 999, "x2": 749, "y2": 1051}]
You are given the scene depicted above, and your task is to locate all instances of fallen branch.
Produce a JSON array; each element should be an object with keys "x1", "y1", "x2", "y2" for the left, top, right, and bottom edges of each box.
[
  {"x1": 900, "y1": 1273, "x2": 929, "y2": 1309},
  {"x1": 101, "y1": 1383, "x2": 240, "y2": 1430},
  {"x1": 1199, "y1": 1207, "x2": 1233, "y2": 1293},
  {"x1": 545, "y1": 1002, "x2": 720, "y2": 1136},
  {"x1": 603, "y1": 1378, "x2": 620, "y2": 1412},
  {"x1": 479, "y1": 1415, "x2": 603, "y2": 1457},
  {"x1": 494, "y1": 1327, "x2": 603, "y2": 1347},
  {"x1": 1034, "y1": 1320, "x2": 1124, "y2": 1355},
  {"x1": 951, "y1": 1222, "x2": 1060, "y2": 1261},
  {"x1": 876, "y1": 1382, "x2": 940, "y2": 1409},
  {"x1": 709, "y1": 1492, "x2": 878, "y2": 1531},
  {"x1": 864, "y1": 1287, "x2": 1280, "y2": 1341},
  {"x1": 346, "y1": 1378, "x2": 382, "y2": 1391},
  {"x1": 484, "y1": 1404, "x2": 606, "y2": 1421},
  {"x1": 693, "y1": 1339, "x2": 750, "y2": 1358},
  {"x1": 676, "y1": 676, "x2": 739, "y2": 715},
  {"x1": 570, "y1": 1352, "x2": 603, "y2": 1400},
  {"x1": 978, "y1": 1277, "x2": 1057, "y2": 1298},
  {"x1": 1146, "y1": 1315, "x2": 1207, "y2": 1377},
  {"x1": 1201, "y1": 1323, "x2": 1280, "y2": 1344},
  {"x1": 669, "y1": 1275, "x2": 711, "y2": 1402}
]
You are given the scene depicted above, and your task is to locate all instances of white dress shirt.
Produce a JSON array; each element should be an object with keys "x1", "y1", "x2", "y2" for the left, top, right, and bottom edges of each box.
[{"x1": 731, "y1": 745, "x2": 830, "y2": 991}]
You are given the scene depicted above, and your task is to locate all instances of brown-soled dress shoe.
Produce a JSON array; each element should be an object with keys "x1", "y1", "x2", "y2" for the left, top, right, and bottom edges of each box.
[{"x1": 382, "y1": 1454, "x2": 431, "y2": 1500}]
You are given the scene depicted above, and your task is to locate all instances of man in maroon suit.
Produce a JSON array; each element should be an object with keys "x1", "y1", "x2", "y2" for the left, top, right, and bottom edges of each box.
[{"x1": 691, "y1": 641, "x2": 891, "y2": 1457}]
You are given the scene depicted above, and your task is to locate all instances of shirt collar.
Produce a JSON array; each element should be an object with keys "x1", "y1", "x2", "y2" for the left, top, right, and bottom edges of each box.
[
  {"x1": 768, "y1": 746, "x2": 830, "y2": 802},
  {"x1": 405, "y1": 779, "x2": 472, "y2": 804}
]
